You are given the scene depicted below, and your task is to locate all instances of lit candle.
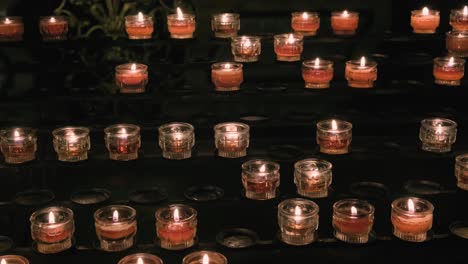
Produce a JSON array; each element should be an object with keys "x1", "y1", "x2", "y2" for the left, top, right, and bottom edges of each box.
[
  {"x1": 167, "y1": 7, "x2": 196, "y2": 39},
  {"x1": 455, "y1": 154, "x2": 468, "y2": 190},
  {"x1": 274, "y1": 33, "x2": 304, "y2": 61},
  {"x1": 0, "y1": 256, "x2": 29, "y2": 264},
  {"x1": 391, "y1": 197, "x2": 434, "y2": 242},
  {"x1": 211, "y1": 62, "x2": 244, "y2": 91},
  {"x1": 411, "y1": 7, "x2": 440, "y2": 34},
  {"x1": 52, "y1": 126, "x2": 90, "y2": 162},
  {"x1": 155, "y1": 204, "x2": 197, "y2": 250},
  {"x1": 302, "y1": 57, "x2": 334, "y2": 88},
  {"x1": 214, "y1": 122, "x2": 250, "y2": 158},
  {"x1": 0, "y1": 127, "x2": 37, "y2": 164},
  {"x1": 118, "y1": 253, "x2": 163, "y2": 264},
  {"x1": 331, "y1": 10, "x2": 359, "y2": 35},
  {"x1": 115, "y1": 63, "x2": 149, "y2": 93},
  {"x1": 345, "y1": 56, "x2": 378, "y2": 88},
  {"x1": 278, "y1": 198, "x2": 320, "y2": 245},
  {"x1": 158, "y1": 122, "x2": 195, "y2": 160},
  {"x1": 332, "y1": 199, "x2": 375, "y2": 244},
  {"x1": 125, "y1": 12, "x2": 154, "y2": 39},
  {"x1": 291, "y1": 11, "x2": 320, "y2": 36},
  {"x1": 39, "y1": 16, "x2": 68, "y2": 41},
  {"x1": 294, "y1": 158, "x2": 333, "y2": 198},
  {"x1": 94, "y1": 205, "x2": 137, "y2": 252},
  {"x1": 104, "y1": 124, "x2": 141, "y2": 161},
  {"x1": 0, "y1": 16, "x2": 24, "y2": 42},
  {"x1": 30, "y1": 207, "x2": 75, "y2": 254},
  {"x1": 450, "y1": 6, "x2": 468, "y2": 31},
  {"x1": 182, "y1": 251, "x2": 228, "y2": 264},
  {"x1": 242, "y1": 159, "x2": 280, "y2": 200},
  {"x1": 433, "y1": 56, "x2": 465, "y2": 86},
  {"x1": 419, "y1": 118, "x2": 457, "y2": 153},
  {"x1": 211, "y1": 13, "x2": 240, "y2": 38},
  {"x1": 316, "y1": 119, "x2": 353, "y2": 155},
  {"x1": 231, "y1": 35, "x2": 261, "y2": 62},
  {"x1": 446, "y1": 31, "x2": 468, "y2": 58}
]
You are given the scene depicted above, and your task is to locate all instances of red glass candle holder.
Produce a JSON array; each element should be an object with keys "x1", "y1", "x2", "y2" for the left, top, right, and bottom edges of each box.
[
  {"x1": 183, "y1": 251, "x2": 228, "y2": 264},
  {"x1": 294, "y1": 158, "x2": 332, "y2": 198},
  {"x1": 211, "y1": 13, "x2": 240, "y2": 38},
  {"x1": 450, "y1": 6, "x2": 468, "y2": 31},
  {"x1": 446, "y1": 31, "x2": 468, "y2": 58},
  {"x1": 30, "y1": 207, "x2": 75, "y2": 254},
  {"x1": 291, "y1": 12, "x2": 320, "y2": 36},
  {"x1": 94, "y1": 205, "x2": 137, "y2": 252},
  {"x1": 214, "y1": 122, "x2": 250, "y2": 158},
  {"x1": 0, "y1": 127, "x2": 37, "y2": 164},
  {"x1": 125, "y1": 12, "x2": 154, "y2": 39},
  {"x1": 0, "y1": 255, "x2": 29, "y2": 264},
  {"x1": 167, "y1": 8, "x2": 196, "y2": 39},
  {"x1": 155, "y1": 204, "x2": 197, "y2": 250},
  {"x1": 274, "y1": 33, "x2": 303, "y2": 62},
  {"x1": 242, "y1": 159, "x2": 280, "y2": 200},
  {"x1": 118, "y1": 254, "x2": 163, "y2": 264},
  {"x1": 52, "y1": 126, "x2": 90, "y2": 162},
  {"x1": 115, "y1": 63, "x2": 148, "y2": 93},
  {"x1": 433, "y1": 56, "x2": 465, "y2": 86},
  {"x1": 316, "y1": 119, "x2": 352, "y2": 155},
  {"x1": 231, "y1": 36, "x2": 261, "y2": 62},
  {"x1": 104, "y1": 124, "x2": 141, "y2": 161},
  {"x1": 455, "y1": 154, "x2": 468, "y2": 190},
  {"x1": 158, "y1": 122, "x2": 195, "y2": 160},
  {"x1": 302, "y1": 58, "x2": 334, "y2": 88},
  {"x1": 278, "y1": 198, "x2": 319, "y2": 245},
  {"x1": 411, "y1": 7, "x2": 440, "y2": 34},
  {"x1": 333, "y1": 199, "x2": 375, "y2": 244},
  {"x1": 211, "y1": 62, "x2": 243, "y2": 91},
  {"x1": 331, "y1": 11, "x2": 359, "y2": 36},
  {"x1": 345, "y1": 57, "x2": 378, "y2": 88},
  {"x1": 39, "y1": 16, "x2": 68, "y2": 41},
  {"x1": 0, "y1": 17, "x2": 24, "y2": 42},
  {"x1": 391, "y1": 197, "x2": 434, "y2": 242}
]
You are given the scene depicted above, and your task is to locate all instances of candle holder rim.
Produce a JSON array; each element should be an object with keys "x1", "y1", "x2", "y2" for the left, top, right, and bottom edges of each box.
[
  {"x1": 115, "y1": 63, "x2": 148, "y2": 72},
  {"x1": 278, "y1": 198, "x2": 319, "y2": 217},
  {"x1": 450, "y1": 8, "x2": 468, "y2": 15},
  {"x1": 52, "y1": 126, "x2": 90, "y2": 138},
  {"x1": 331, "y1": 11, "x2": 359, "y2": 16},
  {"x1": 214, "y1": 122, "x2": 250, "y2": 133},
  {"x1": 411, "y1": 9, "x2": 440, "y2": 15},
  {"x1": 211, "y1": 61, "x2": 243, "y2": 69},
  {"x1": 167, "y1": 13, "x2": 195, "y2": 19},
  {"x1": 158, "y1": 122, "x2": 194, "y2": 134},
  {"x1": 291, "y1": 11, "x2": 319, "y2": 17},
  {"x1": 232, "y1": 35, "x2": 261, "y2": 41},
  {"x1": 125, "y1": 13, "x2": 152, "y2": 18},
  {"x1": 456, "y1": 153, "x2": 468, "y2": 164},
  {"x1": 391, "y1": 197, "x2": 434, "y2": 216},
  {"x1": 155, "y1": 204, "x2": 197, "y2": 223},
  {"x1": 346, "y1": 59, "x2": 378, "y2": 67},
  {"x1": 212, "y1": 13, "x2": 240, "y2": 19},
  {"x1": 117, "y1": 253, "x2": 163, "y2": 264},
  {"x1": 1, "y1": 16, "x2": 23, "y2": 22},
  {"x1": 94, "y1": 205, "x2": 136, "y2": 224},
  {"x1": 39, "y1": 15, "x2": 68, "y2": 21},
  {"x1": 0, "y1": 255, "x2": 29, "y2": 264},
  {"x1": 316, "y1": 119, "x2": 352, "y2": 132},
  {"x1": 294, "y1": 158, "x2": 332, "y2": 172},
  {"x1": 333, "y1": 199, "x2": 375, "y2": 218},
  {"x1": 242, "y1": 159, "x2": 280, "y2": 172},
  {"x1": 0, "y1": 127, "x2": 36, "y2": 140},
  {"x1": 433, "y1": 57, "x2": 465, "y2": 66},
  {"x1": 104, "y1": 124, "x2": 140, "y2": 136},
  {"x1": 30, "y1": 206, "x2": 74, "y2": 226},
  {"x1": 302, "y1": 59, "x2": 333, "y2": 67},
  {"x1": 182, "y1": 250, "x2": 227, "y2": 264},
  {"x1": 446, "y1": 30, "x2": 468, "y2": 37},
  {"x1": 274, "y1": 33, "x2": 304, "y2": 40},
  {"x1": 420, "y1": 118, "x2": 458, "y2": 128}
]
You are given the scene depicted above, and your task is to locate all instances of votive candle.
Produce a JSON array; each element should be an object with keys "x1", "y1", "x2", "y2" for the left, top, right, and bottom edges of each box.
[
  {"x1": 242, "y1": 159, "x2": 280, "y2": 200},
  {"x1": 167, "y1": 8, "x2": 196, "y2": 39},
  {"x1": 231, "y1": 35, "x2": 261, "y2": 62},
  {"x1": 433, "y1": 56, "x2": 465, "y2": 86},
  {"x1": 302, "y1": 58, "x2": 334, "y2": 89},
  {"x1": 391, "y1": 197, "x2": 434, "y2": 242},
  {"x1": 0, "y1": 256, "x2": 29, "y2": 264},
  {"x1": 446, "y1": 31, "x2": 468, "y2": 58},
  {"x1": 345, "y1": 56, "x2": 378, "y2": 88},
  {"x1": 39, "y1": 16, "x2": 68, "y2": 41},
  {"x1": 182, "y1": 251, "x2": 227, "y2": 264},
  {"x1": 331, "y1": 10, "x2": 359, "y2": 36},
  {"x1": 0, "y1": 127, "x2": 37, "y2": 164},
  {"x1": 158, "y1": 122, "x2": 195, "y2": 160},
  {"x1": 333, "y1": 199, "x2": 375, "y2": 244},
  {"x1": 411, "y1": 7, "x2": 440, "y2": 34},
  {"x1": 155, "y1": 204, "x2": 197, "y2": 250},
  {"x1": 294, "y1": 158, "x2": 332, "y2": 198},
  {"x1": 125, "y1": 12, "x2": 154, "y2": 39},
  {"x1": 115, "y1": 63, "x2": 148, "y2": 93},
  {"x1": 419, "y1": 118, "x2": 457, "y2": 153},
  {"x1": 274, "y1": 33, "x2": 303, "y2": 62},
  {"x1": 52, "y1": 126, "x2": 90, "y2": 162},
  {"x1": 455, "y1": 154, "x2": 468, "y2": 190},
  {"x1": 118, "y1": 254, "x2": 163, "y2": 264},
  {"x1": 278, "y1": 198, "x2": 319, "y2": 245},
  {"x1": 0, "y1": 17, "x2": 24, "y2": 42},
  {"x1": 214, "y1": 122, "x2": 250, "y2": 158},
  {"x1": 211, "y1": 13, "x2": 240, "y2": 38},
  {"x1": 291, "y1": 12, "x2": 320, "y2": 36},
  {"x1": 316, "y1": 119, "x2": 352, "y2": 155},
  {"x1": 211, "y1": 62, "x2": 243, "y2": 91},
  {"x1": 450, "y1": 6, "x2": 468, "y2": 31},
  {"x1": 104, "y1": 124, "x2": 141, "y2": 161}
]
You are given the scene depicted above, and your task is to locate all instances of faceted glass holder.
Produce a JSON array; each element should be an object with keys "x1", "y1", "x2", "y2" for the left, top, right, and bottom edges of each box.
[
  {"x1": 211, "y1": 13, "x2": 240, "y2": 38},
  {"x1": 0, "y1": 17, "x2": 24, "y2": 42},
  {"x1": 450, "y1": 8, "x2": 468, "y2": 31},
  {"x1": 455, "y1": 154, "x2": 468, "y2": 190},
  {"x1": 211, "y1": 62, "x2": 244, "y2": 91},
  {"x1": 0, "y1": 255, "x2": 29, "y2": 264},
  {"x1": 302, "y1": 59, "x2": 334, "y2": 89},
  {"x1": 274, "y1": 33, "x2": 304, "y2": 62},
  {"x1": 158, "y1": 122, "x2": 195, "y2": 160},
  {"x1": 118, "y1": 253, "x2": 163, "y2": 264},
  {"x1": 411, "y1": 9, "x2": 440, "y2": 34},
  {"x1": 419, "y1": 118, "x2": 457, "y2": 153},
  {"x1": 433, "y1": 56, "x2": 465, "y2": 86},
  {"x1": 345, "y1": 59, "x2": 378, "y2": 88},
  {"x1": 446, "y1": 31, "x2": 468, "y2": 58},
  {"x1": 39, "y1": 16, "x2": 68, "y2": 41},
  {"x1": 294, "y1": 158, "x2": 332, "y2": 198},
  {"x1": 155, "y1": 204, "x2": 197, "y2": 250},
  {"x1": 167, "y1": 13, "x2": 196, "y2": 39},
  {"x1": 0, "y1": 127, "x2": 37, "y2": 164},
  {"x1": 332, "y1": 199, "x2": 375, "y2": 244},
  {"x1": 291, "y1": 12, "x2": 320, "y2": 36},
  {"x1": 125, "y1": 13, "x2": 154, "y2": 39},
  {"x1": 231, "y1": 36, "x2": 261, "y2": 62},
  {"x1": 331, "y1": 11, "x2": 359, "y2": 35},
  {"x1": 278, "y1": 198, "x2": 319, "y2": 246},
  {"x1": 183, "y1": 251, "x2": 228, "y2": 264},
  {"x1": 391, "y1": 197, "x2": 434, "y2": 242},
  {"x1": 104, "y1": 124, "x2": 141, "y2": 161},
  {"x1": 30, "y1": 206, "x2": 75, "y2": 254},
  {"x1": 316, "y1": 119, "x2": 352, "y2": 155},
  {"x1": 214, "y1": 122, "x2": 250, "y2": 158},
  {"x1": 53, "y1": 127, "x2": 90, "y2": 162},
  {"x1": 242, "y1": 159, "x2": 280, "y2": 200},
  {"x1": 115, "y1": 63, "x2": 148, "y2": 93}
]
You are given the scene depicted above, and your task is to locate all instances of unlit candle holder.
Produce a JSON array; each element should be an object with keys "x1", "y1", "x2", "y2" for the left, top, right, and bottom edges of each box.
[{"x1": 158, "y1": 122, "x2": 195, "y2": 160}]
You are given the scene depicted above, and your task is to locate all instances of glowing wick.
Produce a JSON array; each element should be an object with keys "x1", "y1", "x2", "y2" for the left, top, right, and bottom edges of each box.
[
  {"x1": 287, "y1": 33, "x2": 295, "y2": 44},
  {"x1": 4, "y1": 18, "x2": 11, "y2": 24},
  {"x1": 259, "y1": 164, "x2": 266, "y2": 173},
  {"x1": 351, "y1": 206, "x2": 358, "y2": 215},
  {"x1": 422, "y1": 7, "x2": 429, "y2": 16},
  {"x1": 221, "y1": 14, "x2": 229, "y2": 23},
  {"x1": 314, "y1": 57, "x2": 320, "y2": 67},
  {"x1": 49, "y1": 17, "x2": 56, "y2": 23},
  {"x1": 408, "y1": 199, "x2": 415, "y2": 213},
  {"x1": 202, "y1": 254, "x2": 209, "y2": 264},
  {"x1": 131, "y1": 63, "x2": 137, "y2": 71},
  {"x1": 112, "y1": 210, "x2": 119, "y2": 222},
  {"x1": 48, "y1": 211, "x2": 56, "y2": 224},
  {"x1": 176, "y1": 7, "x2": 184, "y2": 20},
  {"x1": 302, "y1": 12, "x2": 309, "y2": 19},
  {"x1": 342, "y1": 10, "x2": 349, "y2": 17},
  {"x1": 294, "y1": 206, "x2": 302, "y2": 216},
  {"x1": 448, "y1": 57, "x2": 455, "y2": 67},
  {"x1": 331, "y1": 120, "x2": 338, "y2": 130},
  {"x1": 137, "y1": 257, "x2": 144, "y2": 264},
  {"x1": 360, "y1": 56, "x2": 366, "y2": 67},
  {"x1": 137, "y1": 12, "x2": 144, "y2": 22},
  {"x1": 174, "y1": 208, "x2": 180, "y2": 222}
]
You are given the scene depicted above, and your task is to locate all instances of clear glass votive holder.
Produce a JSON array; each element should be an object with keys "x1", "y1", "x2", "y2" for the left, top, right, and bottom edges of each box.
[
  {"x1": 118, "y1": 253, "x2": 163, "y2": 264},
  {"x1": 316, "y1": 119, "x2": 352, "y2": 155},
  {"x1": 278, "y1": 198, "x2": 319, "y2": 245},
  {"x1": 52, "y1": 126, "x2": 90, "y2": 162},
  {"x1": 332, "y1": 199, "x2": 375, "y2": 244},
  {"x1": 231, "y1": 35, "x2": 261, "y2": 62},
  {"x1": 158, "y1": 122, "x2": 195, "y2": 160},
  {"x1": 291, "y1": 12, "x2": 320, "y2": 36},
  {"x1": 211, "y1": 13, "x2": 240, "y2": 38},
  {"x1": 391, "y1": 197, "x2": 434, "y2": 242},
  {"x1": 331, "y1": 11, "x2": 359, "y2": 35},
  {"x1": 211, "y1": 62, "x2": 243, "y2": 91},
  {"x1": 155, "y1": 204, "x2": 197, "y2": 250},
  {"x1": 447, "y1": 31, "x2": 468, "y2": 58},
  {"x1": 0, "y1": 255, "x2": 29, "y2": 264},
  {"x1": 242, "y1": 159, "x2": 280, "y2": 200},
  {"x1": 214, "y1": 122, "x2": 250, "y2": 158},
  {"x1": 125, "y1": 12, "x2": 154, "y2": 39},
  {"x1": 294, "y1": 158, "x2": 332, "y2": 198},
  {"x1": 39, "y1": 16, "x2": 68, "y2": 41},
  {"x1": 182, "y1": 251, "x2": 228, "y2": 264},
  {"x1": 302, "y1": 58, "x2": 334, "y2": 89},
  {"x1": 94, "y1": 205, "x2": 137, "y2": 252},
  {"x1": 30, "y1": 206, "x2": 75, "y2": 254},
  {"x1": 104, "y1": 124, "x2": 141, "y2": 161},
  {"x1": 411, "y1": 8, "x2": 440, "y2": 34},
  {"x1": 115, "y1": 63, "x2": 148, "y2": 93},
  {"x1": 0, "y1": 127, "x2": 37, "y2": 164},
  {"x1": 345, "y1": 58, "x2": 378, "y2": 88},
  {"x1": 456, "y1": 154, "x2": 468, "y2": 190},
  {"x1": 167, "y1": 10, "x2": 196, "y2": 39},
  {"x1": 419, "y1": 118, "x2": 457, "y2": 153},
  {"x1": 450, "y1": 7, "x2": 468, "y2": 31},
  {"x1": 433, "y1": 56, "x2": 465, "y2": 86},
  {"x1": 0, "y1": 17, "x2": 24, "y2": 42},
  {"x1": 273, "y1": 33, "x2": 304, "y2": 62}
]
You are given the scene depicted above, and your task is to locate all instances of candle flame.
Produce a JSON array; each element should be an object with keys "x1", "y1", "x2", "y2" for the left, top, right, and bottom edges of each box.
[
  {"x1": 360, "y1": 56, "x2": 366, "y2": 67},
  {"x1": 302, "y1": 12, "x2": 309, "y2": 19},
  {"x1": 287, "y1": 33, "x2": 295, "y2": 44},
  {"x1": 464, "y1": 6, "x2": 468, "y2": 16},
  {"x1": 351, "y1": 206, "x2": 357, "y2": 216},
  {"x1": 137, "y1": 258, "x2": 144, "y2": 264},
  {"x1": 1, "y1": 259, "x2": 5, "y2": 264},
  {"x1": 448, "y1": 57, "x2": 455, "y2": 66},
  {"x1": 331, "y1": 120, "x2": 338, "y2": 130},
  {"x1": 137, "y1": 12, "x2": 144, "y2": 22},
  {"x1": 294, "y1": 206, "x2": 302, "y2": 216},
  {"x1": 259, "y1": 164, "x2": 266, "y2": 173},
  {"x1": 422, "y1": 7, "x2": 429, "y2": 16},
  {"x1": 314, "y1": 57, "x2": 320, "y2": 67},
  {"x1": 202, "y1": 254, "x2": 209, "y2": 264},
  {"x1": 48, "y1": 211, "x2": 56, "y2": 224},
  {"x1": 224, "y1": 63, "x2": 232, "y2": 70},
  {"x1": 112, "y1": 210, "x2": 119, "y2": 222},
  {"x1": 176, "y1": 7, "x2": 184, "y2": 19},
  {"x1": 50, "y1": 17, "x2": 56, "y2": 23},
  {"x1": 4, "y1": 18, "x2": 11, "y2": 24},
  {"x1": 13, "y1": 129, "x2": 20, "y2": 138},
  {"x1": 242, "y1": 37, "x2": 252, "y2": 47},
  {"x1": 408, "y1": 199, "x2": 415, "y2": 213},
  {"x1": 174, "y1": 208, "x2": 180, "y2": 222},
  {"x1": 342, "y1": 10, "x2": 349, "y2": 17},
  {"x1": 131, "y1": 63, "x2": 137, "y2": 71},
  {"x1": 221, "y1": 14, "x2": 229, "y2": 23}
]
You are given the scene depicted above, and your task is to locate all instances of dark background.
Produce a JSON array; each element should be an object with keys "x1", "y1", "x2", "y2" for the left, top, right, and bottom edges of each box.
[{"x1": 0, "y1": 0, "x2": 467, "y2": 263}]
